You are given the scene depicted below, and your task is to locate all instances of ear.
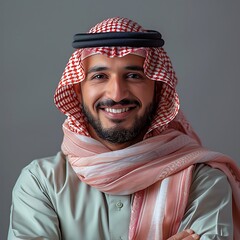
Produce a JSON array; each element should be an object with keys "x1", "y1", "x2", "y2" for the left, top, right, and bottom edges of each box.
[{"x1": 73, "y1": 83, "x2": 82, "y2": 102}]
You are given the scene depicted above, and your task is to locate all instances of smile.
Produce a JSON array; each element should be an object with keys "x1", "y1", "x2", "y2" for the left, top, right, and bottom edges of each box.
[{"x1": 104, "y1": 107, "x2": 130, "y2": 113}]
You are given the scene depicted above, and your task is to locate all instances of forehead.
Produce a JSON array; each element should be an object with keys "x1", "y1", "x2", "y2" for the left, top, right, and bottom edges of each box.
[{"x1": 82, "y1": 54, "x2": 145, "y2": 71}]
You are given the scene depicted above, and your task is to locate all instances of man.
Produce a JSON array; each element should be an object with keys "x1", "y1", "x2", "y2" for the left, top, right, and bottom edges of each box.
[{"x1": 8, "y1": 17, "x2": 240, "y2": 240}]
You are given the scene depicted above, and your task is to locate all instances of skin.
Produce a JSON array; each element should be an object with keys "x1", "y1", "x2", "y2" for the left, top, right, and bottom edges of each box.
[
  {"x1": 73, "y1": 53, "x2": 200, "y2": 240},
  {"x1": 74, "y1": 54, "x2": 155, "y2": 150},
  {"x1": 167, "y1": 229, "x2": 200, "y2": 240}
]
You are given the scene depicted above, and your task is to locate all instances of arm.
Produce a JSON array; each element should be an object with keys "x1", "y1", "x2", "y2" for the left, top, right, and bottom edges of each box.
[
  {"x1": 178, "y1": 164, "x2": 233, "y2": 240},
  {"x1": 8, "y1": 162, "x2": 61, "y2": 240}
]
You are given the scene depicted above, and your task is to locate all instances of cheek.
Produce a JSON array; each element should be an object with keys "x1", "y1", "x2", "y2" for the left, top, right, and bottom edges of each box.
[
  {"x1": 81, "y1": 83, "x2": 102, "y2": 108},
  {"x1": 135, "y1": 83, "x2": 155, "y2": 106}
]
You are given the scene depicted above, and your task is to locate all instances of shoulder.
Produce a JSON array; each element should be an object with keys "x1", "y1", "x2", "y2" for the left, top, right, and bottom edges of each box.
[
  {"x1": 13, "y1": 152, "x2": 76, "y2": 195},
  {"x1": 24, "y1": 151, "x2": 66, "y2": 172},
  {"x1": 192, "y1": 163, "x2": 231, "y2": 192},
  {"x1": 189, "y1": 163, "x2": 232, "y2": 204},
  {"x1": 20, "y1": 152, "x2": 66, "y2": 180}
]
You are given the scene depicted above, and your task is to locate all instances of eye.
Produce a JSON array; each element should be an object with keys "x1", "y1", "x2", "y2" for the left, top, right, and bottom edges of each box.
[
  {"x1": 91, "y1": 73, "x2": 108, "y2": 80},
  {"x1": 126, "y1": 73, "x2": 144, "y2": 80}
]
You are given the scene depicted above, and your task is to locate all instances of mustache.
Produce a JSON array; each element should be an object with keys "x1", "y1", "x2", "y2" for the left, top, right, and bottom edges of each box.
[{"x1": 96, "y1": 99, "x2": 140, "y2": 108}]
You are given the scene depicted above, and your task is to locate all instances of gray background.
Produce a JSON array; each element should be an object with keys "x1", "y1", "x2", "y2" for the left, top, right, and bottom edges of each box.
[{"x1": 1, "y1": 0, "x2": 240, "y2": 238}]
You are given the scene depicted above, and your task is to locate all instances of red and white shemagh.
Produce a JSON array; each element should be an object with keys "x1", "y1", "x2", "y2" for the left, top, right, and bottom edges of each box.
[
  {"x1": 56, "y1": 17, "x2": 240, "y2": 239},
  {"x1": 54, "y1": 17, "x2": 197, "y2": 139}
]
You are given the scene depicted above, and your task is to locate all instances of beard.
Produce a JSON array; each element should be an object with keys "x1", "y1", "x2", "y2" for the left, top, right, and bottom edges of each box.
[{"x1": 81, "y1": 100, "x2": 156, "y2": 144}]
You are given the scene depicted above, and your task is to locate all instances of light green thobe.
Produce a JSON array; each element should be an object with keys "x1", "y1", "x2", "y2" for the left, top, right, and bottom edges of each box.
[{"x1": 8, "y1": 152, "x2": 233, "y2": 240}]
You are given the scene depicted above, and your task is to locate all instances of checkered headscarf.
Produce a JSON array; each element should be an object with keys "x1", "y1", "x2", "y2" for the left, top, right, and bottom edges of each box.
[{"x1": 54, "y1": 17, "x2": 180, "y2": 138}]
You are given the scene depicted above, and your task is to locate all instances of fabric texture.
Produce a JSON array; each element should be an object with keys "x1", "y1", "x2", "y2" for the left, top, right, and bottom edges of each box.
[
  {"x1": 61, "y1": 122, "x2": 240, "y2": 239},
  {"x1": 53, "y1": 17, "x2": 240, "y2": 239},
  {"x1": 8, "y1": 154, "x2": 234, "y2": 240}
]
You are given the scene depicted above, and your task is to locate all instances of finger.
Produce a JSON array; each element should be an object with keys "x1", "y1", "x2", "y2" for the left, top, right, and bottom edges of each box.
[{"x1": 167, "y1": 229, "x2": 200, "y2": 240}]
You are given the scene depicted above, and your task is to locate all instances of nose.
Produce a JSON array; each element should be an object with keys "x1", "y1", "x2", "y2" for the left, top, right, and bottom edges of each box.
[{"x1": 105, "y1": 75, "x2": 129, "y2": 102}]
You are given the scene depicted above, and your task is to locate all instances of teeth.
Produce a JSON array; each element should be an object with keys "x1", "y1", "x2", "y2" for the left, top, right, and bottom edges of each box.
[{"x1": 105, "y1": 108, "x2": 130, "y2": 113}]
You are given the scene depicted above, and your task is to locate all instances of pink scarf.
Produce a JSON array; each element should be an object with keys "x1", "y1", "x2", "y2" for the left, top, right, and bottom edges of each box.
[{"x1": 61, "y1": 121, "x2": 240, "y2": 239}]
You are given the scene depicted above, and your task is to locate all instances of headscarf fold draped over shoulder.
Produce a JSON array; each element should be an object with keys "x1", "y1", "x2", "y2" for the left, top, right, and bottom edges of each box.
[{"x1": 54, "y1": 17, "x2": 240, "y2": 239}]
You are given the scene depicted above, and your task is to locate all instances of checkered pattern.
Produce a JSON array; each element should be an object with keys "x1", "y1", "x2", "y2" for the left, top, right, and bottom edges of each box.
[
  {"x1": 54, "y1": 17, "x2": 179, "y2": 137},
  {"x1": 89, "y1": 17, "x2": 145, "y2": 33}
]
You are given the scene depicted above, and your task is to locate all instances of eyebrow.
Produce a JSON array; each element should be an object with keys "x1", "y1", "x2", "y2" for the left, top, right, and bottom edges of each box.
[
  {"x1": 86, "y1": 65, "x2": 144, "y2": 75},
  {"x1": 124, "y1": 66, "x2": 144, "y2": 72},
  {"x1": 87, "y1": 66, "x2": 109, "y2": 75}
]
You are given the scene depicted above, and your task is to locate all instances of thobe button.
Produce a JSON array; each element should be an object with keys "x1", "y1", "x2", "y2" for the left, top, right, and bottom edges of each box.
[{"x1": 116, "y1": 201, "x2": 123, "y2": 208}]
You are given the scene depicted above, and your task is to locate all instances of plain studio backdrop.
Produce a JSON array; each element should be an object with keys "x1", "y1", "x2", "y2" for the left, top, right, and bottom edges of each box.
[{"x1": 1, "y1": 0, "x2": 240, "y2": 238}]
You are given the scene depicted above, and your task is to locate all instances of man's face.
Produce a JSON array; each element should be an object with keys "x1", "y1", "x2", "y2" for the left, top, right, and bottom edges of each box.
[{"x1": 74, "y1": 54, "x2": 156, "y2": 149}]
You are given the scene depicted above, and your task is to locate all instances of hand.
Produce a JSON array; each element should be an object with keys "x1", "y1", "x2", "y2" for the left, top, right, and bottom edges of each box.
[{"x1": 167, "y1": 229, "x2": 200, "y2": 240}]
